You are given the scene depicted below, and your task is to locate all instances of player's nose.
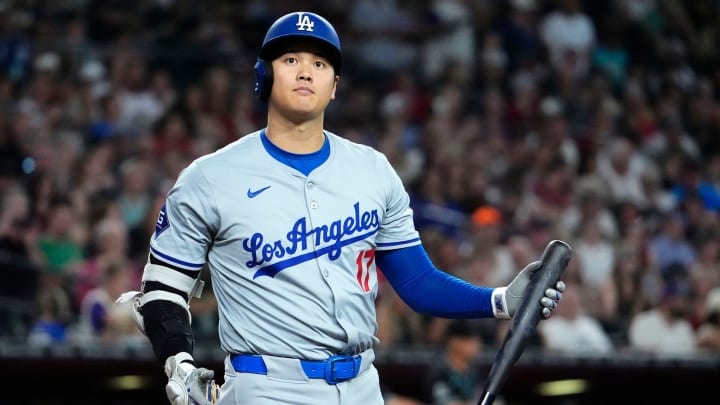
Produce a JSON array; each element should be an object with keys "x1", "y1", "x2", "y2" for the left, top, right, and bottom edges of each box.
[
  {"x1": 297, "y1": 69, "x2": 313, "y2": 82},
  {"x1": 297, "y1": 60, "x2": 313, "y2": 82}
]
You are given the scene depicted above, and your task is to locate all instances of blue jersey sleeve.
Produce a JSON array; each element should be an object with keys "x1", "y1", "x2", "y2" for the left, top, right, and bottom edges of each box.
[{"x1": 376, "y1": 245, "x2": 495, "y2": 318}]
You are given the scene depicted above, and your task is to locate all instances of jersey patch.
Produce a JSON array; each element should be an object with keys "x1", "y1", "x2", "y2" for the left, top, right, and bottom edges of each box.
[{"x1": 154, "y1": 203, "x2": 170, "y2": 238}]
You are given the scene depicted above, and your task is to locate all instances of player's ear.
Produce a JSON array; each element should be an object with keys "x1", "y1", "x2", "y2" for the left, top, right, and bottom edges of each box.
[{"x1": 331, "y1": 75, "x2": 339, "y2": 100}]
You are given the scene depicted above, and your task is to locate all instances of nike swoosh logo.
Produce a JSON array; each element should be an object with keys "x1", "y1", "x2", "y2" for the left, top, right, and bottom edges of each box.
[{"x1": 247, "y1": 185, "x2": 271, "y2": 198}]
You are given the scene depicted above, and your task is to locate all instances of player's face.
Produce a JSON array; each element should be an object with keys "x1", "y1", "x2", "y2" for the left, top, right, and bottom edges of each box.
[{"x1": 269, "y1": 48, "x2": 338, "y2": 121}]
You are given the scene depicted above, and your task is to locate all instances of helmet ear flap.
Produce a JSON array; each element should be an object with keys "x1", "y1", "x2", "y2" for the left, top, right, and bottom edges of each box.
[{"x1": 254, "y1": 59, "x2": 273, "y2": 102}]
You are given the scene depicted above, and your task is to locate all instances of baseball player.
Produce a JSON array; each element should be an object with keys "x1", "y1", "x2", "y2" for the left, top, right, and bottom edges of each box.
[{"x1": 118, "y1": 11, "x2": 565, "y2": 405}]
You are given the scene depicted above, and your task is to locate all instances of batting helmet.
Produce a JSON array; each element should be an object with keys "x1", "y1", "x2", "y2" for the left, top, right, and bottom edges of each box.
[{"x1": 254, "y1": 11, "x2": 342, "y2": 102}]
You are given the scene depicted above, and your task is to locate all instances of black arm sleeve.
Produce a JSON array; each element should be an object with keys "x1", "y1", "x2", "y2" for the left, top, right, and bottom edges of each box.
[
  {"x1": 140, "y1": 254, "x2": 197, "y2": 362},
  {"x1": 141, "y1": 300, "x2": 194, "y2": 362}
]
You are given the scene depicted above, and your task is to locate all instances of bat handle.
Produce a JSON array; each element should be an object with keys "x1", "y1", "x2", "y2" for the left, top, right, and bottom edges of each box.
[{"x1": 479, "y1": 392, "x2": 495, "y2": 405}]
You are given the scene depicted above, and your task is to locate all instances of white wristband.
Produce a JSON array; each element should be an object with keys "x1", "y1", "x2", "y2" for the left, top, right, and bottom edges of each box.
[
  {"x1": 491, "y1": 287, "x2": 510, "y2": 319},
  {"x1": 171, "y1": 352, "x2": 197, "y2": 374}
]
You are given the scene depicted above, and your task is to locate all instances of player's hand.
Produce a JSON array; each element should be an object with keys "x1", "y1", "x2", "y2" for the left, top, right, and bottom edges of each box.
[
  {"x1": 491, "y1": 261, "x2": 565, "y2": 320},
  {"x1": 164, "y1": 352, "x2": 221, "y2": 405}
]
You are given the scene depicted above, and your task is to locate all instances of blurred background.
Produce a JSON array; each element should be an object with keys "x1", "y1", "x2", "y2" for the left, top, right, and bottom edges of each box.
[{"x1": 0, "y1": 0, "x2": 719, "y2": 404}]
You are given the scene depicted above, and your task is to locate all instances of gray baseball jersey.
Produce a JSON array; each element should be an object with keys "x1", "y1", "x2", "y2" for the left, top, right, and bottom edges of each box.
[{"x1": 150, "y1": 130, "x2": 420, "y2": 360}]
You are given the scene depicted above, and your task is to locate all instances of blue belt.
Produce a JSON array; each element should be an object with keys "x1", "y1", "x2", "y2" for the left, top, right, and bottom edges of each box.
[{"x1": 230, "y1": 354, "x2": 362, "y2": 385}]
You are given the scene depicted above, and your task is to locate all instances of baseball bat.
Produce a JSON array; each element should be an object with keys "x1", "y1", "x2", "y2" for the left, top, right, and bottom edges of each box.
[{"x1": 477, "y1": 239, "x2": 572, "y2": 405}]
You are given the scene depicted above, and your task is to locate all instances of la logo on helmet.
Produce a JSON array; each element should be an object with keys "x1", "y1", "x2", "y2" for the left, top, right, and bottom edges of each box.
[{"x1": 295, "y1": 13, "x2": 314, "y2": 32}]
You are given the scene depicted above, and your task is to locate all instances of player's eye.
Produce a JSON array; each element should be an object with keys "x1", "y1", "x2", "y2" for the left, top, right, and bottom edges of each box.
[
  {"x1": 313, "y1": 60, "x2": 326, "y2": 69},
  {"x1": 285, "y1": 57, "x2": 298, "y2": 64}
]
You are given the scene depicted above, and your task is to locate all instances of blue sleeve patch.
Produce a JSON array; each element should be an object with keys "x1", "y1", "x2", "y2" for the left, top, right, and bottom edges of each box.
[{"x1": 154, "y1": 203, "x2": 170, "y2": 238}]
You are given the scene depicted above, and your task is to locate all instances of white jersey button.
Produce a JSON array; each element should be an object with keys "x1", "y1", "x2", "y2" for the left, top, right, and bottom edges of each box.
[
  {"x1": 322, "y1": 269, "x2": 329, "y2": 277},
  {"x1": 310, "y1": 200, "x2": 319, "y2": 209},
  {"x1": 307, "y1": 182, "x2": 314, "y2": 188}
]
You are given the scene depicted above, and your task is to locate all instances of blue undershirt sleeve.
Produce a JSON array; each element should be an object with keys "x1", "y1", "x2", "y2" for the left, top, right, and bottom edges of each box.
[{"x1": 375, "y1": 245, "x2": 496, "y2": 318}]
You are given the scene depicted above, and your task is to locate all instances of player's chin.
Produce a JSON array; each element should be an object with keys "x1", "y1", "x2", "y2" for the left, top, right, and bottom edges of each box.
[
  {"x1": 285, "y1": 107, "x2": 323, "y2": 123},
  {"x1": 287, "y1": 101, "x2": 327, "y2": 117},
  {"x1": 293, "y1": 90, "x2": 333, "y2": 104},
  {"x1": 291, "y1": 95, "x2": 325, "y2": 108},
  {"x1": 289, "y1": 101, "x2": 319, "y2": 112}
]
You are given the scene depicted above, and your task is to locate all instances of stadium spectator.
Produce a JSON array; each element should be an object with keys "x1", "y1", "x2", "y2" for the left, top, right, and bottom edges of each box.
[
  {"x1": 697, "y1": 287, "x2": 720, "y2": 350},
  {"x1": 596, "y1": 136, "x2": 651, "y2": 209},
  {"x1": 647, "y1": 213, "x2": 697, "y2": 279},
  {"x1": 112, "y1": 53, "x2": 166, "y2": 136},
  {"x1": 73, "y1": 215, "x2": 141, "y2": 309},
  {"x1": 421, "y1": 0, "x2": 476, "y2": 85},
  {"x1": 464, "y1": 205, "x2": 515, "y2": 287},
  {"x1": 537, "y1": 283, "x2": 614, "y2": 355},
  {"x1": 539, "y1": 0, "x2": 596, "y2": 79},
  {"x1": 347, "y1": 0, "x2": 424, "y2": 88},
  {"x1": 559, "y1": 185, "x2": 619, "y2": 242},
  {"x1": 76, "y1": 261, "x2": 140, "y2": 344},
  {"x1": 643, "y1": 117, "x2": 701, "y2": 164},
  {"x1": 27, "y1": 284, "x2": 71, "y2": 346},
  {"x1": 689, "y1": 236, "x2": 720, "y2": 301},
  {"x1": 497, "y1": 0, "x2": 544, "y2": 72},
  {"x1": 0, "y1": 185, "x2": 42, "y2": 266},
  {"x1": 423, "y1": 320, "x2": 484, "y2": 405},
  {"x1": 628, "y1": 279, "x2": 698, "y2": 355},
  {"x1": 410, "y1": 164, "x2": 467, "y2": 238},
  {"x1": 0, "y1": 185, "x2": 42, "y2": 335},
  {"x1": 591, "y1": 21, "x2": 629, "y2": 91},
  {"x1": 602, "y1": 244, "x2": 660, "y2": 346},
  {"x1": 116, "y1": 157, "x2": 154, "y2": 236},
  {"x1": 375, "y1": 280, "x2": 426, "y2": 348},
  {"x1": 574, "y1": 219, "x2": 616, "y2": 289},
  {"x1": 519, "y1": 155, "x2": 575, "y2": 223},
  {"x1": 35, "y1": 197, "x2": 84, "y2": 276},
  {"x1": 671, "y1": 159, "x2": 720, "y2": 212}
]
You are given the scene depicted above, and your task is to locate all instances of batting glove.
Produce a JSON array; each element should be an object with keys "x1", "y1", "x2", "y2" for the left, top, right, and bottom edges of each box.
[
  {"x1": 491, "y1": 261, "x2": 566, "y2": 320},
  {"x1": 165, "y1": 352, "x2": 221, "y2": 405}
]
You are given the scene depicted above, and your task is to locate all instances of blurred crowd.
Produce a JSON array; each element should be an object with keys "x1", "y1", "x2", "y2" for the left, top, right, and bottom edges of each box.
[{"x1": 1, "y1": 0, "x2": 720, "y2": 364}]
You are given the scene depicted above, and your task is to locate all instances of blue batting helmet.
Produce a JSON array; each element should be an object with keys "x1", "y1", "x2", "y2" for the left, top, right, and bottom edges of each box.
[{"x1": 254, "y1": 11, "x2": 342, "y2": 102}]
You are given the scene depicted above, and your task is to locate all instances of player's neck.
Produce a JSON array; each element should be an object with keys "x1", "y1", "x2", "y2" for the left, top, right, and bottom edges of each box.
[{"x1": 265, "y1": 116, "x2": 326, "y2": 154}]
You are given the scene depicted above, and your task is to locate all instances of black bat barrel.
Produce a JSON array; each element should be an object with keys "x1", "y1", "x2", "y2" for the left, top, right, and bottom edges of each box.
[{"x1": 478, "y1": 240, "x2": 572, "y2": 405}]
